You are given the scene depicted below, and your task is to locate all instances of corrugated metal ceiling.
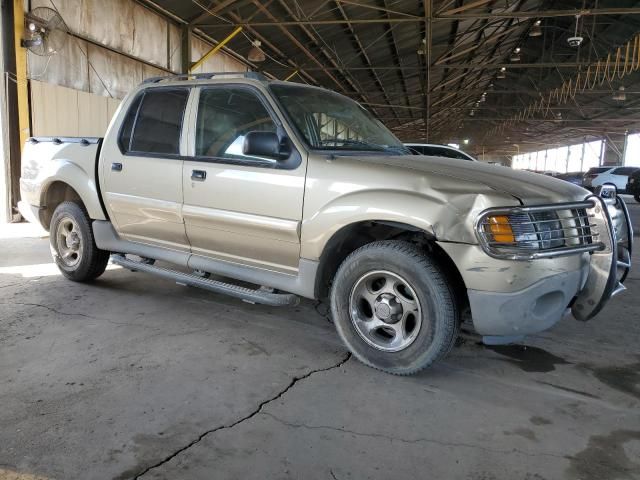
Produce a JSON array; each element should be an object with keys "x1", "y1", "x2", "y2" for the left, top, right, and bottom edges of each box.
[{"x1": 137, "y1": 0, "x2": 640, "y2": 155}]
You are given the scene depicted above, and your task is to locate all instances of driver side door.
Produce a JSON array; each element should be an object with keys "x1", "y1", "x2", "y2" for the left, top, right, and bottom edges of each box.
[{"x1": 182, "y1": 85, "x2": 306, "y2": 274}]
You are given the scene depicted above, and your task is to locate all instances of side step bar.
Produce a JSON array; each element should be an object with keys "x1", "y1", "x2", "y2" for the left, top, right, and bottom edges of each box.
[{"x1": 110, "y1": 255, "x2": 299, "y2": 307}]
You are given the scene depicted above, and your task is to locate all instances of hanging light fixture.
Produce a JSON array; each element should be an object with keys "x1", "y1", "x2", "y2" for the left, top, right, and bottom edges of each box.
[
  {"x1": 497, "y1": 67, "x2": 507, "y2": 79},
  {"x1": 529, "y1": 20, "x2": 542, "y2": 37},
  {"x1": 612, "y1": 86, "x2": 626, "y2": 102},
  {"x1": 510, "y1": 47, "x2": 521, "y2": 62},
  {"x1": 248, "y1": 40, "x2": 265, "y2": 62}
]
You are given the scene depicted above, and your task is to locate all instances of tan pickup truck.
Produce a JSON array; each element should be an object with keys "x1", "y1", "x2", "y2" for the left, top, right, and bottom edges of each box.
[{"x1": 19, "y1": 72, "x2": 633, "y2": 375}]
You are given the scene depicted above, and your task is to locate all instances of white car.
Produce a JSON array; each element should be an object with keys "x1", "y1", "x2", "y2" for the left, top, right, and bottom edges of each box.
[
  {"x1": 583, "y1": 166, "x2": 639, "y2": 192},
  {"x1": 404, "y1": 143, "x2": 476, "y2": 161}
]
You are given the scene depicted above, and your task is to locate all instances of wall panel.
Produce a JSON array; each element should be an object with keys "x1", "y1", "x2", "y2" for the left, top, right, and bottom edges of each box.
[{"x1": 30, "y1": 80, "x2": 120, "y2": 138}]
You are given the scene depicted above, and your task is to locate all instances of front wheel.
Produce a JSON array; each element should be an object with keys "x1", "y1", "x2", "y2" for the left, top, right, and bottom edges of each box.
[
  {"x1": 50, "y1": 201, "x2": 109, "y2": 282},
  {"x1": 330, "y1": 241, "x2": 459, "y2": 375}
]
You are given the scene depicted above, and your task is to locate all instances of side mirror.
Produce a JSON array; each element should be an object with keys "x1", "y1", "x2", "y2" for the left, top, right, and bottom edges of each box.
[
  {"x1": 243, "y1": 131, "x2": 289, "y2": 160},
  {"x1": 594, "y1": 182, "x2": 617, "y2": 200}
]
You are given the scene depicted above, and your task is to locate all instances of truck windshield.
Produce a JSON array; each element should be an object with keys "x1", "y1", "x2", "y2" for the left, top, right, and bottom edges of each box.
[{"x1": 270, "y1": 84, "x2": 409, "y2": 154}]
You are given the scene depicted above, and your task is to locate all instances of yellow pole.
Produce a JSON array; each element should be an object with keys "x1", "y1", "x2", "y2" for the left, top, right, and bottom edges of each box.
[
  {"x1": 283, "y1": 70, "x2": 298, "y2": 81},
  {"x1": 14, "y1": 0, "x2": 29, "y2": 147},
  {"x1": 189, "y1": 26, "x2": 243, "y2": 73}
]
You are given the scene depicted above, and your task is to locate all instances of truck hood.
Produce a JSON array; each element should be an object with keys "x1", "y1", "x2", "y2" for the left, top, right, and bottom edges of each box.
[{"x1": 350, "y1": 154, "x2": 589, "y2": 204}]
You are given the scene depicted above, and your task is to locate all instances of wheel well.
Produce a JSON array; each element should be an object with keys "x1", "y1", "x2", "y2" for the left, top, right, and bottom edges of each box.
[
  {"x1": 315, "y1": 221, "x2": 469, "y2": 313},
  {"x1": 41, "y1": 182, "x2": 83, "y2": 230}
]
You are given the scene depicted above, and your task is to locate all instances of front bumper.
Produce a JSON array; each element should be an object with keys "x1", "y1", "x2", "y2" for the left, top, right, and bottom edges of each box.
[
  {"x1": 464, "y1": 193, "x2": 632, "y2": 337},
  {"x1": 467, "y1": 269, "x2": 586, "y2": 336}
]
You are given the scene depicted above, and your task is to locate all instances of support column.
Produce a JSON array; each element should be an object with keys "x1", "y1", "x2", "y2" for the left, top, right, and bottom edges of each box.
[
  {"x1": 1, "y1": 0, "x2": 27, "y2": 222},
  {"x1": 180, "y1": 24, "x2": 192, "y2": 74}
]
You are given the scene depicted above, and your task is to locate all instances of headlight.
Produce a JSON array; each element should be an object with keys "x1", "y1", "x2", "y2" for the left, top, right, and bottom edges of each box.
[
  {"x1": 483, "y1": 211, "x2": 564, "y2": 250},
  {"x1": 476, "y1": 201, "x2": 602, "y2": 260}
]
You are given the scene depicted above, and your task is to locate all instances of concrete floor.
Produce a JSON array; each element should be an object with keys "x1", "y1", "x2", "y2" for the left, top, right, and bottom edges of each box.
[{"x1": 1, "y1": 200, "x2": 639, "y2": 480}]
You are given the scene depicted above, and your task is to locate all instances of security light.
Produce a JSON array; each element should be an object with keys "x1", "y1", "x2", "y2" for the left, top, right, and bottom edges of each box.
[
  {"x1": 530, "y1": 20, "x2": 542, "y2": 37},
  {"x1": 612, "y1": 86, "x2": 626, "y2": 102},
  {"x1": 248, "y1": 40, "x2": 266, "y2": 63}
]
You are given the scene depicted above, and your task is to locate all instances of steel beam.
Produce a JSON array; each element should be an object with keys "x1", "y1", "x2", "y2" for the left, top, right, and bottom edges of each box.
[
  {"x1": 198, "y1": 9, "x2": 640, "y2": 27},
  {"x1": 190, "y1": 25, "x2": 243, "y2": 72}
]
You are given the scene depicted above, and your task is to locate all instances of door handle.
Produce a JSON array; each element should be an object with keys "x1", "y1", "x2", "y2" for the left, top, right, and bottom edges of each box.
[
  {"x1": 191, "y1": 170, "x2": 207, "y2": 181},
  {"x1": 111, "y1": 162, "x2": 123, "y2": 172}
]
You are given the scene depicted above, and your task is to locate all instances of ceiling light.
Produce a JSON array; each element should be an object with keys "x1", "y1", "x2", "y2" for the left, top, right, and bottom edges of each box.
[
  {"x1": 28, "y1": 22, "x2": 36, "y2": 32},
  {"x1": 497, "y1": 67, "x2": 506, "y2": 79},
  {"x1": 248, "y1": 40, "x2": 265, "y2": 63},
  {"x1": 463, "y1": 139, "x2": 469, "y2": 145},
  {"x1": 529, "y1": 20, "x2": 542, "y2": 37},
  {"x1": 510, "y1": 49, "x2": 521, "y2": 62},
  {"x1": 612, "y1": 86, "x2": 626, "y2": 102}
]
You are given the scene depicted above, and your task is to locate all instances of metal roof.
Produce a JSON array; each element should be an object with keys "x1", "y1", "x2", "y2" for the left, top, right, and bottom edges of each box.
[{"x1": 136, "y1": 0, "x2": 640, "y2": 156}]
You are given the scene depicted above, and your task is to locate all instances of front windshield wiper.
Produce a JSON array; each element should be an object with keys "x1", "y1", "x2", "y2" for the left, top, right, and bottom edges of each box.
[{"x1": 317, "y1": 138, "x2": 408, "y2": 154}]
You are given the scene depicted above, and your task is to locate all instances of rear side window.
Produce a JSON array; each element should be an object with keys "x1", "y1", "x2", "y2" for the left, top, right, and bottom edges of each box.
[
  {"x1": 587, "y1": 167, "x2": 610, "y2": 174},
  {"x1": 122, "y1": 88, "x2": 189, "y2": 155},
  {"x1": 118, "y1": 94, "x2": 142, "y2": 152}
]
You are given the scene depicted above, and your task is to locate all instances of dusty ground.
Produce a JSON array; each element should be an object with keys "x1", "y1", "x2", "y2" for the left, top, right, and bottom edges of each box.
[{"x1": 1, "y1": 199, "x2": 639, "y2": 480}]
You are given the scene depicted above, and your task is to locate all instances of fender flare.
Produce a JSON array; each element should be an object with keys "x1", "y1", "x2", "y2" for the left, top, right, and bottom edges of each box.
[{"x1": 40, "y1": 160, "x2": 106, "y2": 221}]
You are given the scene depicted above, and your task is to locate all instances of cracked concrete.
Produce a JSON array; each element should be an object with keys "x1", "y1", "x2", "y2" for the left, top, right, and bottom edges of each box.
[
  {"x1": 129, "y1": 352, "x2": 352, "y2": 479},
  {"x1": 1, "y1": 202, "x2": 640, "y2": 480}
]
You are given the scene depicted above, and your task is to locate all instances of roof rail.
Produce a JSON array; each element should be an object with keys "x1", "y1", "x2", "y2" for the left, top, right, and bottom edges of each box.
[{"x1": 141, "y1": 71, "x2": 267, "y2": 85}]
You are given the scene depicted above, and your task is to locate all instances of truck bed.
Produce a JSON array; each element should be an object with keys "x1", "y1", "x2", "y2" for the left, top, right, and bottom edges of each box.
[{"x1": 19, "y1": 136, "x2": 106, "y2": 225}]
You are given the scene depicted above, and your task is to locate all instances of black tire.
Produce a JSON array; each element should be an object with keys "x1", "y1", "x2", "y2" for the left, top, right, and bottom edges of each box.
[
  {"x1": 330, "y1": 241, "x2": 459, "y2": 375},
  {"x1": 49, "y1": 201, "x2": 109, "y2": 282},
  {"x1": 635, "y1": 194, "x2": 640, "y2": 203}
]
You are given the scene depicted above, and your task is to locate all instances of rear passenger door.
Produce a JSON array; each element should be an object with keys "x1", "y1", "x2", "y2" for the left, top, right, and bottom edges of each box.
[
  {"x1": 101, "y1": 87, "x2": 191, "y2": 250},
  {"x1": 182, "y1": 85, "x2": 306, "y2": 274}
]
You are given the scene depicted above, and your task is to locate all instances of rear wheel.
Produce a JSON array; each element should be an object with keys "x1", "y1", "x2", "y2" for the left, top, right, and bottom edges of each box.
[
  {"x1": 50, "y1": 201, "x2": 109, "y2": 282},
  {"x1": 330, "y1": 241, "x2": 459, "y2": 375}
]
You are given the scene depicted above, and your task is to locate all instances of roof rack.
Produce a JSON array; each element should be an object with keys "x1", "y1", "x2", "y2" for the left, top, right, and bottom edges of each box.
[{"x1": 142, "y1": 71, "x2": 267, "y2": 85}]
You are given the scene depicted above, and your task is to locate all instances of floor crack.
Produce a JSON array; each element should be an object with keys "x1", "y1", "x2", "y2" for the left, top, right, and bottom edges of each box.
[
  {"x1": 131, "y1": 351, "x2": 351, "y2": 479},
  {"x1": 0, "y1": 302, "x2": 100, "y2": 320},
  {"x1": 261, "y1": 411, "x2": 574, "y2": 461}
]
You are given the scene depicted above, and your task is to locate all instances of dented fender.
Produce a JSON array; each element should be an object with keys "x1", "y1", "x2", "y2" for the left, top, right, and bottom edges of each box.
[{"x1": 300, "y1": 155, "x2": 519, "y2": 261}]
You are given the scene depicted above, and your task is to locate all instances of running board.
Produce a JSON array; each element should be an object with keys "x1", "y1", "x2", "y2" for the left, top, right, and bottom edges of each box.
[{"x1": 110, "y1": 255, "x2": 299, "y2": 307}]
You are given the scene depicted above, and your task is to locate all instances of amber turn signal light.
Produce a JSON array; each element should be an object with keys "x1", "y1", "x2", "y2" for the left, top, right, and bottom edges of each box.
[{"x1": 487, "y1": 215, "x2": 515, "y2": 243}]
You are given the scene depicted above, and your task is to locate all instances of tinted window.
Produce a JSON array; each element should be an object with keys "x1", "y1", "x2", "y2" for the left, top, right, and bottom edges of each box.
[
  {"x1": 195, "y1": 87, "x2": 277, "y2": 162},
  {"x1": 407, "y1": 146, "x2": 426, "y2": 155},
  {"x1": 586, "y1": 167, "x2": 611, "y2": 174},
  {"x1": 431, "y1": 147, "x2": 472, "y2": 160},
  {"x1": 129, "y1": 89, "x2": 189, "y2": 155},
  {"x1": 118, "y1": 94, "x2": 143, "y2": 152},
  {"x1": 612, "y1": 167, "x2": 638, "y2": 175}
]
